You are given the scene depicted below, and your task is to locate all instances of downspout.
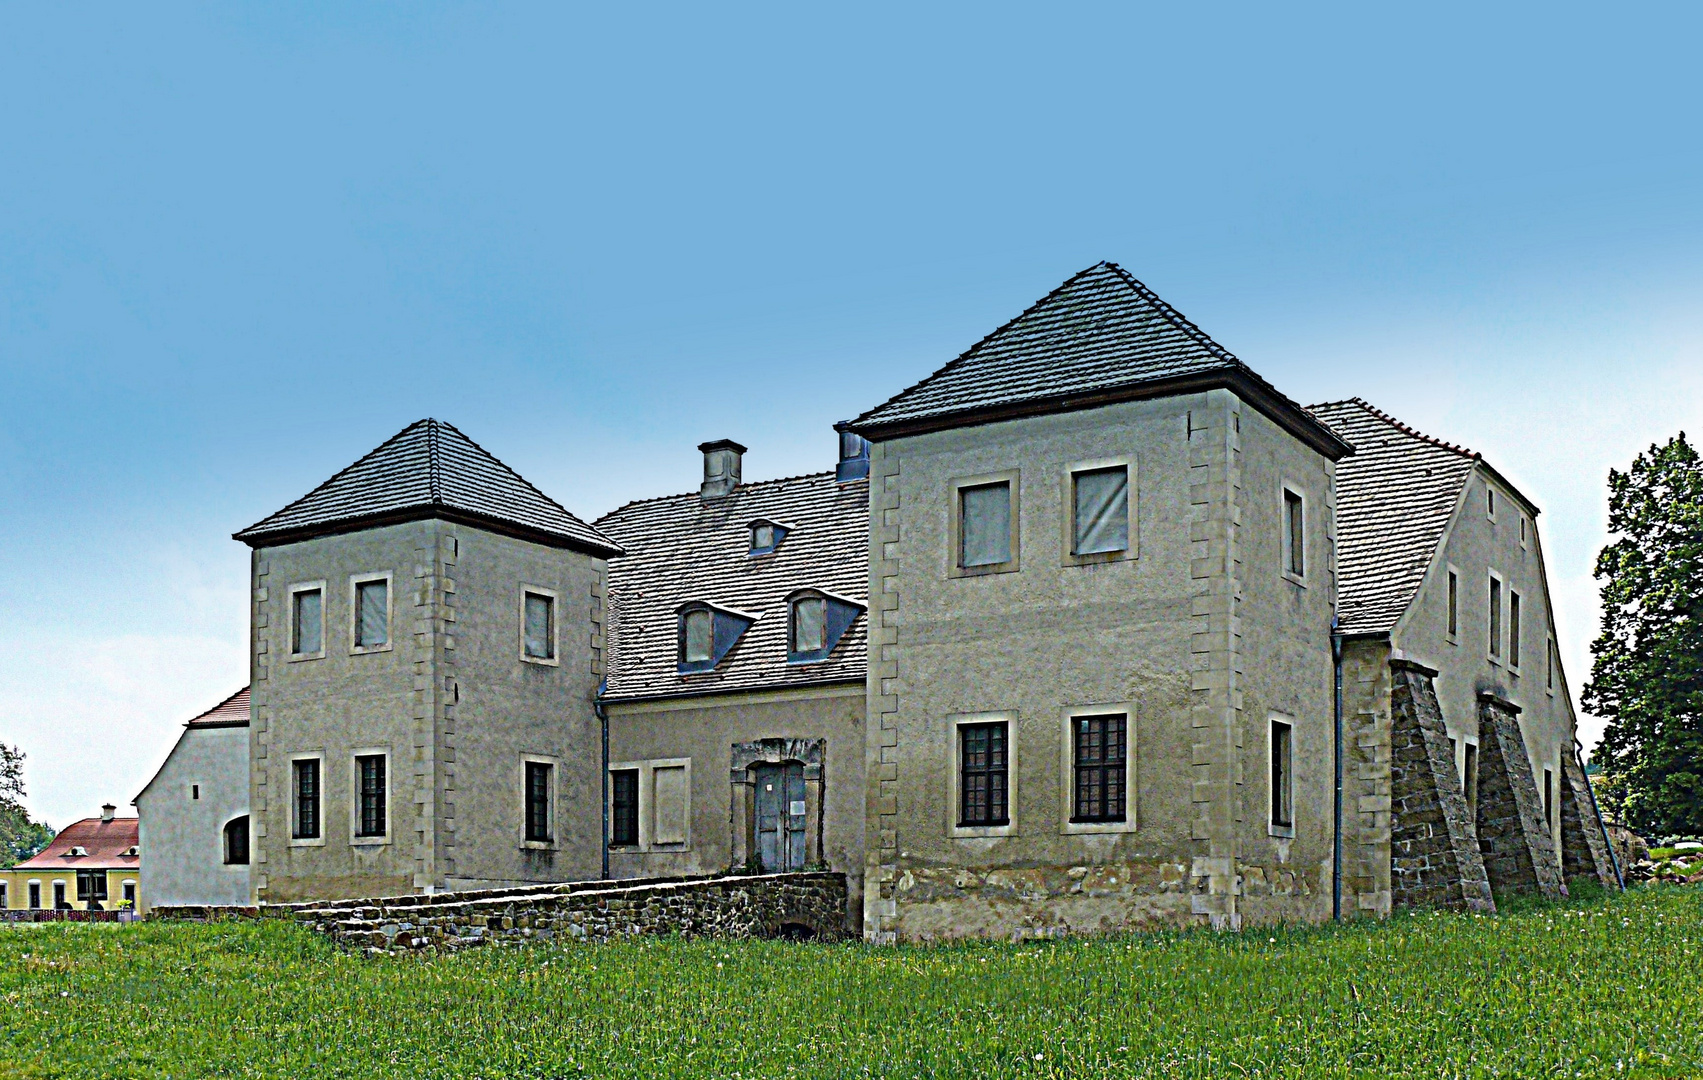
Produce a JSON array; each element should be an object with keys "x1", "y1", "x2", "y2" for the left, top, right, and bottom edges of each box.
[
  {"x1": 1332, "y1": 619, "x2": 1344, "y2": 922},
  {"x1": 1576, "y1": 736, "x2": 1624, "y2": 890},
  {"x1": 597, "y1": 679, "x2": 609, "y2": 881}
]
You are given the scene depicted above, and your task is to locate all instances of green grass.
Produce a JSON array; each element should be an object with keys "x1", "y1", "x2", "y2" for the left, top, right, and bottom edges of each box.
[{"x1": 2, "y1": 887, "x2": 1699, "y2": 1079}]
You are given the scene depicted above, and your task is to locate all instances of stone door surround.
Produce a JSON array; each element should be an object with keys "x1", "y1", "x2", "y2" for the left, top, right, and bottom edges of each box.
[{"x1": 730, "y1": 738, "x2": 825, "y2": 873}]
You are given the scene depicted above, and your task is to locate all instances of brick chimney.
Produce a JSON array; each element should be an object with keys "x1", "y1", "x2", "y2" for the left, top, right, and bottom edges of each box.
[
  {"x1": 699, "y1": 439, "x2": 746, "y2": 500},
  {"x1": 100, "y1": 803, "x2": 115, "y2": 823}
]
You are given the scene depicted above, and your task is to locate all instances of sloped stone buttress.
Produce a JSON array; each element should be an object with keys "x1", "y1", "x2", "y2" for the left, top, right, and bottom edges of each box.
[
  {"x1": 1474, "y1": 693, "x2": 1566, "y2": 899},
  {"x1": 1559, "y1": 746, "x2": 1619, "y2": 889}
]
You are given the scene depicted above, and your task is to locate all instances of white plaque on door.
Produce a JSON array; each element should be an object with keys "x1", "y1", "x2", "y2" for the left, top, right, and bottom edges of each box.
[{"x1": 789, "y1": 800, "x2": 806, "y2": 817}]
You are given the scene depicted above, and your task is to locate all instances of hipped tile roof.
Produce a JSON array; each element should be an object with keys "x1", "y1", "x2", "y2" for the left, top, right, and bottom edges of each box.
[
  {"x1": 1307, "y1": 399, "x2": 1481, "y2": 635},
  {"x1": 596, "y1": 473, "x2": 868, "y2": 702},
  {"x1": 234, "y1": 419, "x2": 621, "y2": 556},
  {"x1": 12, "y1": 817, "x2": 140, "y2": 872},
  {"x1": 185, "y1": 686, "x2": 250, "y2": 729},
  {"x1": 846, "y1": 262, "x2": 1348, "y2": 457}
]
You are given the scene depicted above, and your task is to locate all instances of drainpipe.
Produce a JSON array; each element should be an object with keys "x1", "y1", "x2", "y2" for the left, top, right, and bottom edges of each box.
[
  {"x1": 1575, "y1": 736, "x2": 1624, "y2": 890},
  {"x1": 1331, "y1": 619, "x2": 1344, "y2": 922},
  {"x1": 597, "y1": 679, "x2": 609, "y2": 881}
]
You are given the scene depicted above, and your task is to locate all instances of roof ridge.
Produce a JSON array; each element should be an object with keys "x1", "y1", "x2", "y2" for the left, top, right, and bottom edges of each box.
[
  {"x1": 1311, "y1": 397, "x2": 1481, "y2": 459},
  {"x1": 1100, "y1": 262, "x2": 1243, "y2": 368},
  {"x1": 844, "y1": 262, "x2": 1115, "y2": 428},
  {"x1": 432, "y1": 419, "x2": 590, "y2": 524},
  {"x1": 236, "y1": 420, "x2": 433, "y2": 537},
  {"x1": 427, "y1": 417, "x2": 443, "y2": 506},
  {"x1": 595, "y1": 469, "x2": 848, "y2": 524}
]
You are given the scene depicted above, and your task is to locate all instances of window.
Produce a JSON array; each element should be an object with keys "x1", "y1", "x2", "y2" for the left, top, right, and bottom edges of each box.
[
  {"x1": 355, "y1": 754, "x2": 387, "y2": 838},
  {"x1": 1544, "y1": 767, "x2": 1555, "y2": 835},
  {"x1": 651, "y1": 764, "x2": 689, "y2": 846},
  {"x1": 682, "y1": 608, "x2": 713, "y2": 664},
  {"x1": 1071, "y1": 714, "x2": 1126, "y2": 823},
  {"x1": 523, "y1": 591, "x2": 555, "y2": 661},
  {"x1": 122, "y1": 881, "x2": 136, "y2": 906},
  {"x1": 525, "y1": 761, "x2": 553, "y2": 843},
  {"x1": 1447, "y1": 570, "x2": 1459, "y2": 640},
  {"x1": 1547, "y1": 637, "x2": 1556, "y2": 691},
  {"x1": 292, "y1": 586, "x2": 323, "y2": 656},
  {"x1": 292, "y1": 758, "x2": 321, "y2": 840},
  {"x1": 791, "y1": 596, "x2": 827, "y2": 654},
  {"x1": 749, "y1": 519, "x2": 790, "y2": 554},
  {"x1": 959, "y1": 482, "x2": 1012, "y2": 568},
  {"x1": 27, "y1": 882, "x2": 40, "y2": 910},
  {"x1": 1508, "y1": 590, "x2": 1522, "y2": 669},
  {"x1": 1520, "y1": 516, "x2": 1528, "y2": 548},
  {"x1": 958, "y1": 722, "x2": 1009, "y2": 827},
  {"x1": 610, "y1": 769, "x2": 639, "y2": 847},
  {"x1": 0, "y1": 882, "x2": 6, "y2": 909},
  {"x1": 354, "y1": 577, "x2": 389, "y2": 649},
  {"x1": 223, "y1": 815, "x2": 250, "y2": 865},
  {"x1": 1283, "y1": 489, "x2": 1305, "y2": 578},
  {"x1": 1270, "y1": 719, "x2": 1294, "y2": 831},
  {"x1": 53, "y1": 881, "x2": 66, "y2": 909},
  {"x1": 1487, "y1": 485, "x2": 1497, "y2": 519},
  {"x1": 1463, "y1": 743, "x2": 1480, "y2": 821},
  {"x1": 76, "y1": 870, "x2": 108, "y2": 904},
  {"x1": 1071, "y1": 466, "x2": 1129, "y2": 556},
  {"x1": 191, "y1": 784, "x2": 200, "y2": 801},
  {"x1": 1488, "y1": 575, "x2": 1503, "y2": 659}
]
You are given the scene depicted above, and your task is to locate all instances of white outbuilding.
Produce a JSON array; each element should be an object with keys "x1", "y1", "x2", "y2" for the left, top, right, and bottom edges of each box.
[{"x1": 134, "y1": 687, "x2": 251, "y2": 912}]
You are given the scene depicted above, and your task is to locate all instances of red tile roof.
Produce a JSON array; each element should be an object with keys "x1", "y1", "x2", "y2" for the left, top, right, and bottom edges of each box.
[
  {"x1": 12, "y1": 816, "x2": 140, "y2": 872},
  {"x1": 187, "y1": 686, "x2": 251, "y2": 728}
]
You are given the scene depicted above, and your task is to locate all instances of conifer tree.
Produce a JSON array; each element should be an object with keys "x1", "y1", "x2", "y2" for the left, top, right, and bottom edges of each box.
[
  {"x1": 1584, "y1": 433, "x2": 1703, "y2": 836},
  {"x1": 0, "y1": 741, "x2": 55, "y2": 866}
]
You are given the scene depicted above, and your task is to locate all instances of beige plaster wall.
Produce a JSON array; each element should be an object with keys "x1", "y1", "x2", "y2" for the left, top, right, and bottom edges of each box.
[{"x1": 864, "y1": 389, "x2": 1338, "y2": 942}]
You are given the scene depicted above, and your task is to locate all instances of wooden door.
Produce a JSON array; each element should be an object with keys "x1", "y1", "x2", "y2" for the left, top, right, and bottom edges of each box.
[{"x1": 754, "y1": 762, "x2": 807, "y2": 872}]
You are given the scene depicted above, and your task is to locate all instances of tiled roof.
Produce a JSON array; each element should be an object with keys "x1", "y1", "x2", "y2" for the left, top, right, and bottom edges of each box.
[
  {"x1": 234, "y1": 419, "x2": 621, "y2": 556},
  {"x1": 845, "y1": 262, "x2": 1348, "y2": 456},
  {"x1": 596, "y1": 473, "x2": 869, "y2": 702},
  {"x1": 186, "y1": 686, "x2": 250, "y2": 729},
  {"x1": 12, "y1": 816, "x2": 140, "y2": 872},
  {"x1": 1307, "y1": 399, "x2": 1481, "y2": 635}
]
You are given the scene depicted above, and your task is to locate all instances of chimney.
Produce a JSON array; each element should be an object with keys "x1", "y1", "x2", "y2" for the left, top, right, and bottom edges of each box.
[
  {"x1": 100, "y1": 803, "x2": 115, "y2": 823},
  {"x1": 836, "y1": 430, "x2": 870, "y2": 482},
  {"x1": 699, "y1": 439, "x2": 746, "y2": 500}
]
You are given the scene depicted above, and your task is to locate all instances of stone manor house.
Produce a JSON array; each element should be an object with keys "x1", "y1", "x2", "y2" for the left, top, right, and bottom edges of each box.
[{"x1": 138, "y1": 262, "x2": 1618, "y2": 939}]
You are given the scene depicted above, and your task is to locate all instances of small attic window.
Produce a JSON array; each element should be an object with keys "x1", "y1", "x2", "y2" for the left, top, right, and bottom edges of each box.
[
  {"x1": 749, "y1": 519, "x2": 790, "y2": 555},
  {"x1": 787, "y1": 589, "x2": 866, "y2": 664},
  {"x1": 68, "y1": 846, "x2": 88, "y2": 857},
  {"x1": 677, "y1": 602, "x2": 757, "y2": 673}
]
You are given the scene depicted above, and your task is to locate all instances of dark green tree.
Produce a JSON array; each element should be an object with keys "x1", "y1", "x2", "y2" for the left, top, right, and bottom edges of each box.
[
  {"x1": 0, "y1": 741, "x2": 55, "y2": 866},
  {"x1": 1584, "y1": 433, "x2": 1703, "y2": 836}
]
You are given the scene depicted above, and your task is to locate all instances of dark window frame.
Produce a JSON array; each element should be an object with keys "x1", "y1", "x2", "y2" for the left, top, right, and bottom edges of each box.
[
  {"x1": 1283, "y1": 488, "x2": 1305, "y2": 579},
  {"x1": 609, "y1": 768, "x2": 640, "y2": 847},
  {"x1": 1070, "y1": 713, "x2": 1128, "y2": 823},
  {"x1": 223, "y1": 815, "x2": 250, "y2": 865},
  {"x1": 1270, "y1": 719, "x2": 1294, "y2": 831},
  {"x1": 355, "y1": 754, "x2": 387, "y2": 838},
  {"x1": 292, "y1": 758, "x2": 321, "y2": 840},
  {"x1": 958, "y1": 721, "x2": 1010, "y2": 828},
  {"x1": 76, "y1": 870, "x2": 108, "y2": 904}
]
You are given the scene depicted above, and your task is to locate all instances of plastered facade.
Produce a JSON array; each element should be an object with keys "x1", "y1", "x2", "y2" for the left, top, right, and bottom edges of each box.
[{"x1": 135, "y1": 724, "x2": 250, "y2": 912}]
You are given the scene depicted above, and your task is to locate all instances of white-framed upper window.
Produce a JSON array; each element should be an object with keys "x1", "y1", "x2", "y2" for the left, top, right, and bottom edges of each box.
[
  {"x1": 288, "y1": 581, "x2": 327, "y2": 660},
  {"x1": 351, "y1": 749, "x2": 390, "y2": 844},
  {"x1": 1269, "y1": 715, "x2": 1295, "y2": 837},
  {"x1": 350, "y1": 573, "x2": 393, "y2": 653},
  {"x1": 1281, "y1": 485, "x2": 1306, "y2": 583},
  {"x1": 521, "y1": 586, "x2": 559, "y2": 665},
  {"x1": 946, "y1": 712, "x2": 1018, "y2": 838},
  {"x1": 1446, "y1": 565, "x2": 1461, "y2": 643},
  {"x1": 1520, "y1": 515, "x2": 1529, "y2": 549},
  {"x1": 1488, "y1": 571, "x2": 1504, "y2": 663},
  {"x1": 949, "y1": 471, "x2": 1020, "y2": 576},
  {"x1": 1065, "y1": 458, "x2": 1134, "y2": 563}
]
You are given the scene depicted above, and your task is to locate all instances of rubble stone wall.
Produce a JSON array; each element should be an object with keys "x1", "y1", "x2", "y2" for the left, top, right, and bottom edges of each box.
[{"x1": 1475, "y1": 694, "x2": 1567, "y2": 899}]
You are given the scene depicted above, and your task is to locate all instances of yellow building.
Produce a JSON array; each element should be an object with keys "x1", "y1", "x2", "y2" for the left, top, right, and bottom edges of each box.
[{"x1": 1, "y1": 804, "x2": 140, "y2": 914}]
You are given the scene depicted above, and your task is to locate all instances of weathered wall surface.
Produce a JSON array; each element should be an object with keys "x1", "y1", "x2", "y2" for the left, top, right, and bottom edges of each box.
[
  {"x1": 282, "y1": 872, "x2": 848, "y2": 953},
  {"x1": 136, "y1": 724, "x2": 250, "y2": 912},
  {"x1": 1475, "y1": 693, "x2": 1566, "y2": 899},
  {"x1": 605, "y1": 685, "x2": 865, "y2": 926},
  {"x1": 865, "y1": 390, "x2": 1338, "y2": 942},
  {"x1": 1339, "y1": 638, "x2": 1394, "y2": 917},
  {"x1": 251, "y1": 519, "x2": 607, "y2": 903}
]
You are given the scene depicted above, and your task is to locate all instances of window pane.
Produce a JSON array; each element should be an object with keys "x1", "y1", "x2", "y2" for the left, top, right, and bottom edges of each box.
[
  {"x1": 960, "y1": 482, "x2": 1011, "y2": 567},
  {"x1": 1489, "y1": 578, "x2": 1502, "y2": 656},
  {"x1": 524, "y1": 593, "x2": 553, "y2": 659},
  {"x1": 1448, "y1": 572, "x2": 1458, "y2": 637},
  {"x1": 958, "y1": 722, "x2": 1009, "y2": 826},
  {"x1": 293, "y1": 759, "x2": 320, "y2": 840},
  {"x1": 357, "y1": 755, "x2": 386, "y2": 837},
  {"x1": 753, "y1": 524, "x2": 774, "y2": 550},
  {"x1": 793, "y1": 598, "x2": 827, "y2": 653},
  {"x1": 1285, "y1": 491, "x2": 1304, "y2": 576},
  {"x1": 683, "y1": 610, "x2": 713, "y2": 663},
  {"x1": 1271, "y1": 721, "x2": 1293, "y2": 827},
  {"x1": 526, "y1": 762, "x2": 552, "y2": 842},
  {"x1": 1509, "y1": 592, "x2": 1521, "y2": 667},
  {"x1": 293, "y1": 589, "x2": 322, "y2": 655},
  {"x1": 1073, "y1": 467, "x2": 1129, "y2": 555},
  {"x1": 357, "y1": 580, "x2": 388, "y2": 647},
  {"x1": 610, "y1": 769, "x2": 640, "y2": 846}
]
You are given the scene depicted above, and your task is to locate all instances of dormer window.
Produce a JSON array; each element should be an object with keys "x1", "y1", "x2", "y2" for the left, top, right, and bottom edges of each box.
[
  {"x1": 68, "y1": 846, "x2": 88, "y2": 857},
  {"x1": 787, "y1": 589, "x2": 866, "y2": 664},
  {"x1": 748, "y1": 519, "x2": 791, "y2": 555},
  {"x1": 677, "y1": 602, "x2": 758, "y2": 673}
]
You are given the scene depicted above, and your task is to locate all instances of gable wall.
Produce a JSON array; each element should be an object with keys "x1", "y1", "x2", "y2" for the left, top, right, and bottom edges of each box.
[{"x1": 136, "y1": 725, "x2": 250, "y2": 912}]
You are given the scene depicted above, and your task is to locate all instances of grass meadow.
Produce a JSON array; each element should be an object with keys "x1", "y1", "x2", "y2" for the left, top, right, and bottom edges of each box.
[{"x1": 1, "y1": 885, "x2": 1697, "y2": 1079}]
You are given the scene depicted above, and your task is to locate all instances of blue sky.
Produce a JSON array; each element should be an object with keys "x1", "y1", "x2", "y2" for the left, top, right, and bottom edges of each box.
[{"x1": 3, "y1": 4, "x2": 1700, "y2": 826}]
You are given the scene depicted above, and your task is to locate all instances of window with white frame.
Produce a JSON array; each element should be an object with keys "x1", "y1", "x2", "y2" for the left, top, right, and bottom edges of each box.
[
  {"x1": 352, "y1": 575, "x2": 390, "y2": 650},
  {"x1": 960, "y1": 482, "x2": 1012, "y2": 568},
  {"x1": 609, "y1": 768, "x2": 639, "y2": 847},
  {"x1": 1488, "y1": 573, "x2": 1503, "y2": 660},
  {"x1": 1070, "y1": 713, "x2": 1127, "y2": 823},
  {"x1": 1070, "y1": 464, "x2": 1130, "y2": 557},
  {"x1": 290, "y1": 583, "x2": 324, "y2": 658},
  {"x1": 958, "y1": 721, "x2": 1009, "y2": 827},
  {"x1": 1508, "y1": 589, "x2": 1522, "y2": 669},
  {"x1": 1269, "y1": 717, "x2": 1294, "y2": 833},
  {"x1": 292, "y1": 758, "x2": 322, "y2": 841},
  {"x1": 1487, "y1": 484, "x2": 1497, "y2": 520},
  {"x1": 1282, "y1": 488, "x2": 1305, "y2": 579},
  {"x1": 524, "y1": 760, "x2": 553, "y2": 843},
  {"x1": 1447, "y1": 568, "x2": 1459, "y2": 641},
  {"x1": 523, "y1": 589, "x2": 556, "y2": 662},
  {"x1": 354, "y1": 753, "x2": 387, "y2": 839}
]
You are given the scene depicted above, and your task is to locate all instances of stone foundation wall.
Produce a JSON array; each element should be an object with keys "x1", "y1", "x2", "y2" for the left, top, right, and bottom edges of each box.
[{"x1": 286, "y1": 872, "x2": 848, "y2": 954}]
